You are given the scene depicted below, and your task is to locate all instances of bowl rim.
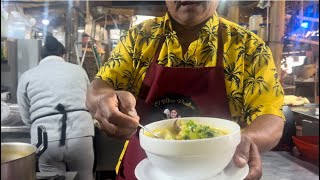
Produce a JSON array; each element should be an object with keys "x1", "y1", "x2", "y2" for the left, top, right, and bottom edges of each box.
[{"x1": 140, "y1": 117, "x2": 241, "y2": 143}]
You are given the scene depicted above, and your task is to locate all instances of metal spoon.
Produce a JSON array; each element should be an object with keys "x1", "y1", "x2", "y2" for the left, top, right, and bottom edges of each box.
[{"x1": 139, "y1": 124, "x2": 161, "y2": 138}]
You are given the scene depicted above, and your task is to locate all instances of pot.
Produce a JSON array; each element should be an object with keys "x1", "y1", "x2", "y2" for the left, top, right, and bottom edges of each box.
[{"x1": 1, "y1": 125, "x2": 48, "y2": 180}]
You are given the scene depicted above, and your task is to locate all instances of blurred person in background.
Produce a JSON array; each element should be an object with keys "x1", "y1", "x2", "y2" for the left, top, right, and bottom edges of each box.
[{"x1": 17, "y1": 35, "x2": 95, "y2": 180}]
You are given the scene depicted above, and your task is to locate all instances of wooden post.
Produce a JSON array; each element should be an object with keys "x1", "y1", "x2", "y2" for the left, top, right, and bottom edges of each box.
[
  {"x1": 65, "y1": 1, "x2": 72, "y2": 62},
  {"x1": 71, "y1": 0, "x2": 79, "y2": 64},
  {"x1": 269, "y1": 1, "x2": 285, "y2": 76},
  {"x1": 227, "y1": 2, "x2": 239, "y2": 23},
  {"x1": 65, "y1": 0, "x2": 79, "y2": 64}
]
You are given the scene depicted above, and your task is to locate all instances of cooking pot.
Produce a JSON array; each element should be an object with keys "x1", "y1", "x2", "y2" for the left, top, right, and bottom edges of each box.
[{"x1": 1, "y1": 125, "x2": 48, "y2": 180}]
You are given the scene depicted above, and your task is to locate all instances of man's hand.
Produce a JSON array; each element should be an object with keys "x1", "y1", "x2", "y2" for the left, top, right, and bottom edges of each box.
[
  {"x1": 233, "y1": 115, "x2": 284, "y2": 179},
  {"x1": 233, "y1": 135, "x2": 262, "y2": 180},
  {"x1": 86, "y1": 79, "x2": 140, "y2": 139}
]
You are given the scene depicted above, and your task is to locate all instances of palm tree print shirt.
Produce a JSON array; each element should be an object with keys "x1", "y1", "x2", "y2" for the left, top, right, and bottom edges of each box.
[{"x1": 96, "y1": 12, "x2": 285, "y2": 127}]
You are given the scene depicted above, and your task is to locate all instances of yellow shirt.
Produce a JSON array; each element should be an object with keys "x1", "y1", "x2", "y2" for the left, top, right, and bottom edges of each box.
[{"x1": 96, "y1": 12, "x2": 285, "y2": 126}]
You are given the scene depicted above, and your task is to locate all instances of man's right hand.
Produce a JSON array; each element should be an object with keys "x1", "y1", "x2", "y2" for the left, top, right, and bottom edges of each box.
[{"x1": 86, "y1": 79, "x2": 140, "y2": 139}]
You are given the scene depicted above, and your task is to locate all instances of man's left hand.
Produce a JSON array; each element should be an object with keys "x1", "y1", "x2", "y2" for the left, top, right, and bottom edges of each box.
[{"x1": 233, "y1": 135, "x2": 262, "y2": 180}]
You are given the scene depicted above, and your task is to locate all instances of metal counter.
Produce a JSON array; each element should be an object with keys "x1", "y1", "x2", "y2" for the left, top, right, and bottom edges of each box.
[
  {"x1": 1, "y1": 125, "x2": 30, "y2": 133},
  {"x1": 1, "y1": 125, "x2": 31, "y2": 143},
  {"x1": 290, "y1": 104, "x2": 319, "y2": 120},
  {"x1": 262, "y1": 151, "x2": 318, "y2": 180}
]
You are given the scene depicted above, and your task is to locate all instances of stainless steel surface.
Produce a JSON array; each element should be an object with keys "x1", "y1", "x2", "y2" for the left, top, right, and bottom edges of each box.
[
  {"x1": 302, "y1": 120, "x2": 319, "y2": 136},
  {"x1": 17, "y1": 39, "x2": 41, "y2": 80},
  {"x1": 1, "y1": 126, "x2": 30, "y2": 133},
  {"x1": 291, "y1": 104, "x2": 319, "y2": 120},
  {"x1": 1, "y1": 125, "x2": 31, "y2": 143},
  {"x1": 262, "y1": 151, "x2": 318, "y2": 180},
  {"x1": 138, "y1": 124, "x2": 160, "y2": 138},
  {"x1": 1, "y1": 40, "x2": 17, "y2": 103},
  {"x1": 1, "y1": 143, "x2": 37, "y2": 180}
]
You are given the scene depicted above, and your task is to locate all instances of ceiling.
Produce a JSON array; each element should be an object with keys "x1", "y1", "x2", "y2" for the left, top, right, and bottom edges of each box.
[{"x1": 2, "y1": 1, "x2": 318, "y2": 41}]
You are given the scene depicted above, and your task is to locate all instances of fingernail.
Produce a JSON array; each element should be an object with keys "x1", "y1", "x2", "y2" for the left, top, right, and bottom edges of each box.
[
  {"x1": 238, "y1": 157, "x2": 247, "y2": 164},
  {"x1": 128, "y1": 110, "x2": 138, "y2": 117}
]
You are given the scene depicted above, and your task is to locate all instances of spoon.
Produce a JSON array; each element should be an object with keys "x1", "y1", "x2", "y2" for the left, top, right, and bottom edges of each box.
[
  {"x1": 139, "y1": 124, "x2": 161, "y2": 138},
  {"x1": 173, "y1": 119, "x2": 182, "y2": 133}
]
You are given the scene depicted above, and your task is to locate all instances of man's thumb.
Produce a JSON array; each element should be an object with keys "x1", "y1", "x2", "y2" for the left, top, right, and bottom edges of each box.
[
  {"x1": 233, "y1": 137, "x2": 251, "y2": 167},
  {"x1": 234, "y1": 155, "x2": 248, "y2": 167}
]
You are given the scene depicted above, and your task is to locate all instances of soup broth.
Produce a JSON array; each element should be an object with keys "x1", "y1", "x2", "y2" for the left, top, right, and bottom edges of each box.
[{"x1": 145, "y1": 120, "x2": 229, "y2": 140}]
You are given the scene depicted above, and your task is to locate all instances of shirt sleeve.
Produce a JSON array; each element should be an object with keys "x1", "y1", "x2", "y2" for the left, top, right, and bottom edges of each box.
[
  {"x1": 95, "y1": 30, "x2": 136, "y2": 91},
  {"x1": 17, "y1": 73, "x2": 32, "y2": 126},
  {"x1": 243, "y1": 42, "x2": 285, "y2": 125}
]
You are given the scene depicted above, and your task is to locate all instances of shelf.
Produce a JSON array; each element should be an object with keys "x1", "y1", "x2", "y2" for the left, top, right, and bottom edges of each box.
[{"x1": 288, "y1": 37, "x2": 319, "y2": 46}]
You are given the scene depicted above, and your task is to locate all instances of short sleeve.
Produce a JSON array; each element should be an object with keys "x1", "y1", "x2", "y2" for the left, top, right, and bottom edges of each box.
[
  {"x1": 95, "y1": 30, "x2": 136, "y2": 91},
  {"x1": 243, "y1": 43, "x2": 285, "y2": 124}
]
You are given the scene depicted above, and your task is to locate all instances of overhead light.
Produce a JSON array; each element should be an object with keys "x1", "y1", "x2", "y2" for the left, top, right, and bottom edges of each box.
[
  {"x1": 42, "y1": 19, "x2": 50, "y2": 26},
  {"x1": 38, "y1": 32, "x2": 43, "y2": 36},
  {"x1": 78, "y1": 27, "x2": 85, "y2": 33},
  {"x1": 301, "y1": 22, "x2": 309, "y2": 29}
]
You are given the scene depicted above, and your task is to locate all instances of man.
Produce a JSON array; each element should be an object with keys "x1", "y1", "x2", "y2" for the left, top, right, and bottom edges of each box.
[
  {"x1": 86, "y1": 1, "x2": 285, "y2": 180},
  {"x1": 17, "y1": 35, "x2": 95, "y2": 180}
]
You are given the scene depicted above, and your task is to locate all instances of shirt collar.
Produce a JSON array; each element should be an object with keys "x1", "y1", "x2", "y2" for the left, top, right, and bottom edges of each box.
[
  {"x1": 39, "y1": 56, "x2": 65, "y2": 65},
  {"x1": 163, "y1": 11, "x2": 220, "y2": 35}
]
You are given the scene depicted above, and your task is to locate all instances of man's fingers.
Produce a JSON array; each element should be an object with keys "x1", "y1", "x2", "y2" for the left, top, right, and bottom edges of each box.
[
  {"x1": 109, "y1": 109, "x2": 140, "y2": 128},
  {"x1": 98, "y1": 93, "x2": 139, "y2": 128},
  {"x1": 91, "y1": 90, "x2": 139, "y2": 139},
  {"x1": 244, "y1": 143, "x2": 262, "y2": 180},
  {"x1": 233, "y1": 136, "x2": 251, "y2": 168},
  {"x1": 99, "y1": 118, "x2": 137, "y2": 139}
]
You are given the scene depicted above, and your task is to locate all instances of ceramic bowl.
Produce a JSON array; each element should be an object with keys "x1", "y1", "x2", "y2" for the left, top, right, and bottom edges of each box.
[{"x1": 139, "y1": 117, "x2": 241, "y2": 180}]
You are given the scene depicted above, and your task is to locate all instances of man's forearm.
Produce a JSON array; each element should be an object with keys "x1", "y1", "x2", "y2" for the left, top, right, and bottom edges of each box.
[{"x1": 242, "y1": 114, "x2": 284, "y2": 152}]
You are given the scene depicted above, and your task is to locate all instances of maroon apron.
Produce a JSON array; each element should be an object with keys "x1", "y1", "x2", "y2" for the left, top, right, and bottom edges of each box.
[{"x1": 116, "y1": 22, "x2": 231, "y2": 180}]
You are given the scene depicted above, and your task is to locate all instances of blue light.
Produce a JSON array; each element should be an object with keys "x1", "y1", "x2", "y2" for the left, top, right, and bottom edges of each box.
[{"x1": 301, "y1": 22, "x2": 309, "y2": 29}]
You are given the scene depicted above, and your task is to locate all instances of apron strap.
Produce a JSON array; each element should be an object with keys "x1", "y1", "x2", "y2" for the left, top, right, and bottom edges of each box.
[
  {"x1": 216, "y1": 21, "x2": 224, "y2": 68},
  {"x1": 56, "y1": 103, "x2": 67, "y2": 146},
  {"x1": 152, "y1": 36, "x2": 166, "y2": 63},
  {"x1": 31, "y1": 105, "x2": 89, "y2": 146}
]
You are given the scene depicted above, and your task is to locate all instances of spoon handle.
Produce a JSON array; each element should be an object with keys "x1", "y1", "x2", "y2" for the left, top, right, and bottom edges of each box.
[{"x1": 139, "y1": 124, "x2": 160, "y2": 138}]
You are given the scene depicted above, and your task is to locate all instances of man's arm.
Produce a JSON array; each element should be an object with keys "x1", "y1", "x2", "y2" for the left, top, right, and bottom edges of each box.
[
  {"x1": 242, "y1": 115, "x2": 284, "y2": 152},
  {"x1": 17, "y1": 74, "x2": 32, "y2": 125}
]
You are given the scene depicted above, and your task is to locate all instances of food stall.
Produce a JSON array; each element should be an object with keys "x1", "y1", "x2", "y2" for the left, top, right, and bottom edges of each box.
[{"x1": 1, "y1": 1, "x2": 319, "y2": 180}]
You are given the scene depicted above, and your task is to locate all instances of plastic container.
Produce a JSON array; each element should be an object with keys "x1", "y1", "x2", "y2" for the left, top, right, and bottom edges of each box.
[
  {"x1": 258, "y1": 23, "x2": 267, "y2": 41},
  {"x1": 292, "y1": 136, "x2": 319, "y2": 161},
  {"x1": 249, "y1": 14, "x2": 263, "y2": 32}
]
